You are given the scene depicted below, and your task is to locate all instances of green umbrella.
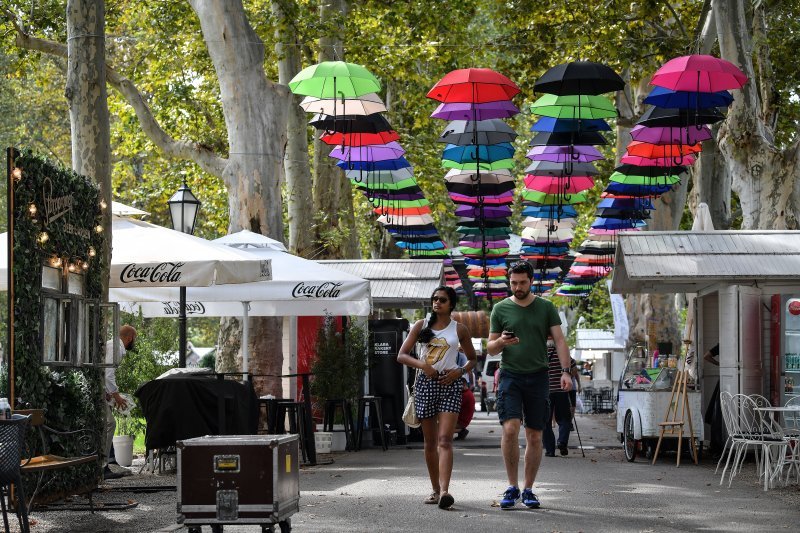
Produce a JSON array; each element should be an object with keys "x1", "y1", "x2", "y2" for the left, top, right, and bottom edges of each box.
[
  {"x1": 522, "y1": 190, "x2": 588, "y2": 204},
  {"x1": 369, "y1": 198, "x2": 429, "y2": 208},
  {"x1": 609, "y1": 172, "x2": 681, "y2": 185},
  {"x1": 442, "y1": 158, "x2": 515, "y2": 171},
  {"x1": 530, "y1": 94, "x2": 617, "y2": 119},
  {"x1": 288, "y1": 61, "x2": 381, "y2": 98},
  {"x1": 351, "y1": 177, "x2": 419, "y2": 190}
]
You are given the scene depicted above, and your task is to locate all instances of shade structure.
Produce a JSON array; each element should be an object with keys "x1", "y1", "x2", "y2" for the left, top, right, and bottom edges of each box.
[
  {"x1": 308, "y1": 113, "x2": 394, "y2": 133},
  {"x1": 604, "y1": 182, "x2": 673, "y2": 196},
  {"x1": 629, "y1": 124, "x2": 712, "y2": 145},
  {"x1": 300, "y1": 93, "x2": 387, "y2": 115},
  {"x1": 442, "y1": 158, "x2": 515, "y2": 171},
  {"x1": 636, "y1": 106, "x2": 725, "y2": 127},
  {"x1": 530, "y1": 94, "x2": 618, "y2": 119},
  {"x1": 626, "y1": 140, "x2": 701, "y2": 158},
  {"x1": 523, "y1": 160, "x2": 599, "y2": 176},
  {"x1": 522, "y1": 217, "x2": 577, "y2": 229},
  {"x1": 650, "y1": 54, "x2": 748, "y2": 93},
  {"x1": 529, "y1": 130, "x2": 607, "y2": 146},
  {"x1": 444, "y1": 168, "x2": 515, "y2": 185},
  {"x1": 0, "y1": 217, "x2": 272, "y2": 291},
  {"x1": 526, "y1": 145, "x2": 603, "y2": 163},
  {"x1": 329, "y1": 141, "x2": 406, "y2": 162},
  {"x1": 438, "y1": 119, "x2": 518, "y2": 145},
  {"x1": 522, "y1": 190, "x2": 588, "y2": 205},
  {"x1": 534, "y1": 61, "x2": 625, "y2": 95},
  {"x1": 442, "y1": 143, "x2": 515, "y2": 163},
  {"x1": 337, "y1": 157, "x2": 411, "y2": 171},
  {"x1": 214, "y1": 229, "x2": 287, "y2": 251},
  {"x1": 426, "y1": 68, "x2": 520, "y2": 103},
  {"x1": 643, "y1": 86, "x2": 733, "y2": 109},
  {"x1": 431, "y1": 100, "x2": 520, "y2": 121},
  {"x1": 522, "y1": 204, "x2": 578, "y2": 219},
  {"x1": 288, "y1": 61, "x2": 381, "y2": 98},
  {"x1": 450, "y1": 192, "x2": 514, "y2": 206},
  {"x1": 620, "y1": 153, "x2": 697, "y2": 167},
  {"x1": 321, "y1": 130, "x2": 400, "y2": 146},
  {"x1": 531, "y1": 117, "x2": 611, "y2": 132},
  {"x1": 521, "y1": 227, "x2": 574, "y2": 243},
  {"x1": 524, "y1": 175, "x2": 595, "y2": 195}
]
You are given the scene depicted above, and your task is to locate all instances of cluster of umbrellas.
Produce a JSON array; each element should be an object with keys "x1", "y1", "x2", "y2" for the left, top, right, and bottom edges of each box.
[
  {"x1": 560, "y1": 54, "x2": 748, "y2": 298},
  {"x1": 288, "y1": 61, "x2": 448, "y2": 258},
  {"x1": 516, "y1": 61, "x2": 625, "y2": 297},
  {"x1": 427, "y1": 69, "x2": 522, "y2": 303}
]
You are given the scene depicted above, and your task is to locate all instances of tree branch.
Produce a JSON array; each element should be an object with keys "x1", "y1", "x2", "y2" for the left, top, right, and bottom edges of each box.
[{"x1": 12, "y1": 26, "x2": 228, "y2": 178}]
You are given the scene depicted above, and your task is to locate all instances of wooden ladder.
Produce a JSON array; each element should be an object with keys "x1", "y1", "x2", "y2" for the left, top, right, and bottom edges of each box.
[{"x1": 651, "y1": 369, "x2": 698, "y2": 466}]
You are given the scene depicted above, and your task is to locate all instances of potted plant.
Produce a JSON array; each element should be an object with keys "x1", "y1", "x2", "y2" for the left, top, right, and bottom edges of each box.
[
  {"x1": 112, "y1": 393, "x2": 138, "y2": 467},
  {"x1": 309, "y1": 316, "x2": 368, "y2": 451}
]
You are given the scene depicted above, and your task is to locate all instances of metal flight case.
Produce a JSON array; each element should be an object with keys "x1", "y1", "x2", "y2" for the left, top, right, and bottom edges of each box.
[{"x1": 177, "y1": 434, "x2": 299, "y2": 533}]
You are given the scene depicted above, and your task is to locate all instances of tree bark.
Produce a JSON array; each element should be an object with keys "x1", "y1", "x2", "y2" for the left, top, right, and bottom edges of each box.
[
  {"x1": 66, "y1": 0, "x2": 111, "y2": 294},
  {"x1": 273, "y1": 0, "x2": 314, "y2": 257},
  {"x1": 311, "y1": 0, "x2": 360, "y2": 259},
  {"x1": 188, "y1": 0, "x2": 291, "y2": 395}
]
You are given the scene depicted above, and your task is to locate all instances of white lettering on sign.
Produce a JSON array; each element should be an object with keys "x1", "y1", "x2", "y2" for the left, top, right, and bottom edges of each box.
[{"x1": 41, "y1": 177, "x2": 74, "y2": 225}]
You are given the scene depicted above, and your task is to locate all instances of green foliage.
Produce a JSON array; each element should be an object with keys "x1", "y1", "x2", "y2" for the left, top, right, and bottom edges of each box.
[
  {"x1": 10, "y1": 149, "x2": 106, "y2": 498},
  {"x1": 199, "y1": 351, "x2": 216, "y2": 370},
  {"x1": 309, "y1": 317, "x2": 369, "y2": 406}
]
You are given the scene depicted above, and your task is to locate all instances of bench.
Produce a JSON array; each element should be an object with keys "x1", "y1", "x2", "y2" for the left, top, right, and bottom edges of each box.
[{"x1": 14, "y1": 409, "x2": 100, "y2": 510}]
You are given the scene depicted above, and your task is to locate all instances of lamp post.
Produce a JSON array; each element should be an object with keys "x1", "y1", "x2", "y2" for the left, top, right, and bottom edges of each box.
[{"x1": 168, "y1": 178, "x2": 201, "y2": 368}]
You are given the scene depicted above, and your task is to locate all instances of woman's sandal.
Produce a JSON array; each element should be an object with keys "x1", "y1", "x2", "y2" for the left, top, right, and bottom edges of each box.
[
  {"x1": 424, "y1": 492, "x2": 440, "y2": 504},
  {"x1": 438, "y1": 492, "x2": 454, "y2": 509}
]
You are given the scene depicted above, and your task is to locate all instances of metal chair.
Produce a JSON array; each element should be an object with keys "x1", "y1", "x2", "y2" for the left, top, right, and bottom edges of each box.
[
  {"x1": 715, "y1": 391, "x2": 734, "y2": 475},
  {"x1": 0, "y1": 414, "x2": 31, "y2": 533},
  {"x1": 721, "y1": 394, "x2": 765, "y2": 487}
]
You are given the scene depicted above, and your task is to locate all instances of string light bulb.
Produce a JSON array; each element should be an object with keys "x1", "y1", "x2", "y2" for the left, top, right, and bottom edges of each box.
[
  {"x1": 37, "y1": 232, "x2": 49, "y2": 244},
  {"x1": 99, "y1": 199, "x2": 107, "y2": 210},
  {"x1": 81, "y1": 261, "x2": 89, "y2": 270},
  {"x1": 88, "y1": 246, "x2": 96, "y2": 257},
  {"x1": 68, "y1": 263, "x2": 76, "y2": 273},
  {"x1": 50, "y1": 256, "x2": 62, "y2": 268},
  {"x1": 95, "y1": 224, "x2": 103, "y2": 233},
  {"x1": 28, "y1": 204, "x2": 37, "y2": 216},
  {"x1": 11, "y1": 167, "x2": 21, "y2": 181}
]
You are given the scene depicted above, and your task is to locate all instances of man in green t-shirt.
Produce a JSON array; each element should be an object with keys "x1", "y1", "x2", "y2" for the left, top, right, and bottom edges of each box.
[{"x1": 486, "y1": 261, "x2": 572, "y2": 510}]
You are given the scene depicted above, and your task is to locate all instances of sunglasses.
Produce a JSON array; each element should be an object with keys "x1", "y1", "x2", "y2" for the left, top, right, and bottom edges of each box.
[{"x1": 432, "y1": 296, "x2": 449, "y2": 303}]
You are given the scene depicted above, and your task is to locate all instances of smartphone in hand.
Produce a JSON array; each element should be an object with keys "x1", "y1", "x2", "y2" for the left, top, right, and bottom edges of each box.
[{"x1": 503, "y1": 330, "x2": 515, "y2": 339}]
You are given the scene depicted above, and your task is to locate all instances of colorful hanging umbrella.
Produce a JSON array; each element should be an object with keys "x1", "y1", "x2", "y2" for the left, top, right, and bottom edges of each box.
[
  {"x1": 636, "y1": 106, "x2": 725, "y2": 127},
  {"x1": 620, "y1": 153, "x2": 697, "y2": 167},
  {"x1": 444, "y1": 168, "x2": 515, "y2": 184},
  {"x1": 309, "y1": 113, "x2": 394, "y2": 133},
  {"x1": 300, "y1": 93, "x2": 387, "y2": 115},
  {"x1": 615, "y1": 163, "x2": 687, "y2": 177},
  {"x1": 629, "y1": 124, "x2": 712, "y2": 145},
  {"x1": 438, "y1": 119, "x2": 518, "y2": 145},
  {"x1": 289, "y1": 61, "x2": 381, "y2": 98},
  {"x1": 450, "y1": 192, "x2": 514, "y2": 206},
  {"x1": 534, "y1": 61, "x2": 625, "y2": 95},
  {"x1": 320, "y1": 130, "x2": 400, "y2": 146},
  {"x1": 522, "y1": 217, "x2": 577, "y2": 229},
  {"x1": 522, "y1": 190, "x2": 588, "y2": 205},
  {"x1": 524, "y1": 161, "x2": 599, "y2": 176},
  {"x1": 442, "y1": 158, "x2": 515, "y2": 171},
  {"x1": 643, "y1": 86, "x2": 733, "y2": 109},
  {"x1": 455, "y1": 205, "x2": 512, "y2": 218},
  {"x1": 524, "y1": 175, "x2": 595, "y2": 194},
  {"x1": 525, "y1": 145, "x2": 604, "y2": 163},
  {"x1": 650, "y1": 54, "x2": 748, "y2": 93},
  {"x1": 521, "y1": 227, "x2": 574, "y2": 243},
  {"x1": 528, "y1": 131, "x2": 607, "y2": 146},
  {"x1": 337, "y1": 157, "x2": 411, "y2": 171},
  {"x1": 530, "y1": 94, "x2": 618, "y2": 119},
  {"x1": 604, "y1": 182, "x2": 673, "y2": 196},
  {"x1": 627, "y1": 140, "x2": 701, "y2": 158},
  {"x1": 442, "y1": 143, "x2": 515, "y2": 163},
  {"x1": 345, "y1": 167, "x2": 415, "y2": 182},
  {"x1": 591, "y1": 217, "x2": 647, "y2": 230},
  {"x1": 426, "y1": 68, "x2": 520, "y2": 103},
  {"x1": 431, "y1": 100, "x2": 520, "y2": 121},
  {"x1": 531, "y1": 117, "x2": 612, "y2": 132},
  {"x1": 521, "y1": 205, "x2": 578, "y2": 219},
  {"x1": 329, "y1": 142, "x2": 406, "y2": 162},
  {"x1": 446, "y1": 181, "x2": 516, "y2": 196},
  {"x1": 458, "y1": 226, "x2": 511, "y2": 238},
  {"x1": 609, "y1": 172, "x2": 681, "y2": 185}
]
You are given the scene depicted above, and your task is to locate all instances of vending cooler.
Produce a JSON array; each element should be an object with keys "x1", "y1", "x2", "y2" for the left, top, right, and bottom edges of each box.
[
  {"x1": 770, "y1": 295, "x2": 800, "y2": 406},
  {"x1": 177, "y1": 434, "x2": 299, "y2": 533}
]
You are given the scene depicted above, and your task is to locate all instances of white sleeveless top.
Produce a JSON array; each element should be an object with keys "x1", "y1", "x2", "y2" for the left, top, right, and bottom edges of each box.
[{"x1": 419, "y1": 319, "x2": 460, "y2": 372}]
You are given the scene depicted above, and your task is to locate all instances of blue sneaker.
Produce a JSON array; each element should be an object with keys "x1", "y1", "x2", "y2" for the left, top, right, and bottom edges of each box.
[
  {"x1": 521, "y1": 488, "x2": 540, "y2": 509},
  {"x1": 500, "y1": 486, "x2": 520, "y2": 509}
]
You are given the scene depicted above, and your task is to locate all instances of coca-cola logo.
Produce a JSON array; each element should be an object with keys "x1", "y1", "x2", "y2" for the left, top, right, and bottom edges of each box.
[
  {"x1": 789, "y1": 300, "x2": 800, "y2": 316},
  {"x1": 161, "y1": 301, "x2": 206, "y2": 315},
  {"x1": 120, "y1": 262, "x2": 184, "y2": 284},
  {"x1": 292, "y1": 281, "x2": 343, "y2": 299}
]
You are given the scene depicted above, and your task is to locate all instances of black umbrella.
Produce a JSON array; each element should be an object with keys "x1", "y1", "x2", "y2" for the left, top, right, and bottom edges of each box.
[
  {"x1": 614, "y1": 163, "x2": 689, "y2": 177},
  {"x1": 456, "y1": 217, "x2": 512, "y2": 229},
  {"x1": 594, "y1": 208, "x2": 652, "y2": 220},
  {"x1": 438, "y1": 119, "x2": 518, "y2": 145},
  {"x1": 446, "y1": 181, "x2": 516, "y2": 196},
  {"x1": 308, "y1": 112, "x2": 395, "y2": 133},
  {"x1": 534, "y1": 61, "x2": 626, "y2": 96},
  {"x1": 636, "y1": 106, "x2": 725, "y2": 127},
  {"x1": 529, "y1": 131, "x2": 607, "y2": 146}
]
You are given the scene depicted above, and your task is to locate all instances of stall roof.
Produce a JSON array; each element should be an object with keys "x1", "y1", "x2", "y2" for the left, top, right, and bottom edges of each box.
[
  {"x1": 575, "y1": 329, "x2": 625, "y2": 351},
  {"x1": 319, "y1": 259, "x2": 443, "y2": 308},
  {"x1": 612, "y1": 231, "x2": 800, "y2": 294}
]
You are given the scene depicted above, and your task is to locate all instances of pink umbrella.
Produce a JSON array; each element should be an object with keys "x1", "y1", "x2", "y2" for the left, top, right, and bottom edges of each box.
[
  {"x1": 329, "y1": 141, "x2": 405, "y2": 161},
  {"x1": 620, "y1": 153, "x2": 696, "y2": 167},
  {"x1": 650, "y1": 54, "x2": 748, "y2": 92},
  {"x1": 524, "y1": 175, "x2": 595, "y2": 194},
  {"x1": 630, "y1": 124, "x2": 712, "y2": 145},
  {"x1": 449, "y1": 192, "x2": 514, "y2": 206},
  {"x1": 525, "y1": 145, "x2": 604, "y2": 163}
]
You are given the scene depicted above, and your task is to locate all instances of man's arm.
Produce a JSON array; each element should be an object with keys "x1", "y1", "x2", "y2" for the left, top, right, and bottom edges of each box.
[{"x1": 550, "y1": 324, "x2": 572, "y2": 391}]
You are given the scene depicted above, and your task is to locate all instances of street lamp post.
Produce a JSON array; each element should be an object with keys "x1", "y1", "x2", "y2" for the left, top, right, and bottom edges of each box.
[{"x1": 168, "y1": 178, "x2": 201, "y2": 368}]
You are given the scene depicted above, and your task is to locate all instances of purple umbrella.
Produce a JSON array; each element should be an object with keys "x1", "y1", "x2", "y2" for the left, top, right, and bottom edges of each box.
[
  {"x1": 526, "y1": 145, "x2": 604, "y2": 163},
  {"x1": 329, "y1": 141, "x2": 405, "y2": 161},
  {"x1": 455, "y1": 205, "x2": 512, "y2": 218},
  {"x1": 431, "y1": 100, "x2": 521, "y2": 121},
  {"x1": 458, "y1": 240, "x2": 509, "y2": 249},
  {"x1": 629, "y1": 124, "x2": 712, "y2": 145}
]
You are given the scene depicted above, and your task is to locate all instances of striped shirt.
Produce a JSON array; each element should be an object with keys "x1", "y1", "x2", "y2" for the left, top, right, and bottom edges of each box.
[{"x1": 548, "y1": 347, "x2": 576, "y2": 392}]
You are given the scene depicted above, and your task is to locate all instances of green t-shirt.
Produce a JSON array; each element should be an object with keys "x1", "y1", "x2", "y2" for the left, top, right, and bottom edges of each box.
[{"x1": 489, "y1": 296, "x2": 562, "y2": 374}]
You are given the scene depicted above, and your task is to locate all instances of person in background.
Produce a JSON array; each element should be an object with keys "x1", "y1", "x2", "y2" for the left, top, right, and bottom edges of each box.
[
  {"x1": 542, "y1": 338, "x2": 572, "y2": 457},
  {"x1": 454, "y1": 350, "x2": 475, "y2": 440},
  {"x1": 397, "y1": 286, "x2": 477, "y2": 510},
  {"x1": 104, "y1": 324, "x2": 137, "y2": 480},
  {"x1": 486, "y1": 261, "x2": 571, "y2": 510},
  {"x1": 703, "y1": 343, "x2": 723, "y2": 455},
  {"x1": 569, "y1": 359, "x2": 581, "y2": 422}
]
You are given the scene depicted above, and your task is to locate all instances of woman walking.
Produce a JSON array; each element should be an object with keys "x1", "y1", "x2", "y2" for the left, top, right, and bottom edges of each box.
[{"x1": 397, "y1": 286, "x2": 476, "y2": 509}]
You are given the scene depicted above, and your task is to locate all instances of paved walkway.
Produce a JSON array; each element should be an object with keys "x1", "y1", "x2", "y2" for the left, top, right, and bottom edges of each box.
[{"x1": 21, "y1": 412, "x2": 800, "y2": 532}]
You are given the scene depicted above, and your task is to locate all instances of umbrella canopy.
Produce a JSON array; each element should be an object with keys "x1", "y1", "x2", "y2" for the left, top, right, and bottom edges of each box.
[
  {"x1": 442, "y1": 158, "x2": 515, "y2": 171},
  {"x1": 521, "y1": 205, "x2": 578, "y2": 219},
  {"x1": 591, "y1": 217, "x2": 647, "y2": 230},
  {"x1": 320, "y1": 130, "x2": 400, "y2": 146},
  {"x1": 337, "y1": 157, "x2": 411, "y2": 171},
  {"x1": 522, "y1": 217, "x2": 577, "y2": 229},
  {"x1": 523, "y1": 160, "x2": 599, "y2": 176},
  {"x1": 534, "y1": 61, "x2": 625, "y2": 95},
  {"x1": 636, "y1": 106, "x2": 725, "y2": 127},
  {"x1": 446, "y1": 181, "x2": 515, "y2": 196},
  {"x1": 609, "y1": 172, "x2": 682, "y2": 185},
  {"x1": 427, "y1": 68, "x2": 520, "y2": 103},
  {"x1": 431, "y1": 100, "x2": 520, "y2": 121},
  {"x1": 526, "y1": 145, "x2": 603, "y2": 163},
  {"x1": 529, "y1": 130, "x2": 607, "y2": 146},
  {"x1": 438, "y1": 119, "x2": 518, "y2": 145},
  {"x1": 444, "y1": 168, "x2": 515, "y2": 185},
  {"x1": 531, "y1": 117, "x2": 611, "y2": 133},
  {"x1": 650, "y1": 54, "x2": 748, "y2": 92},
  {"x1": 524, "y1": 175, "x2": 595, "y2": 194},
  {"x1": 457, "y1": 217, "x2": 511, "y2": 228},
  {"x1": 300, "y1": 93, "x2": 387, "y2": 115},
  {"x1": 288, "y1": 61, "x2": 381, "y2": 98},
  {"x1": 450, "y1": 192, "x2": 514, "y2": 206},
  {"x1": 604, "y1": 181, "x2": 673, "y2": 196},
  {"x1": 521, "y1": 227, "x2": 574, "y2": 243},
  {"x1": 629, "y1": 124, "x2": 712, "y2": 145},
  {"x1": 346, "y1": 167, "x2": 415, "y2": 183},
  {"x1": 620, "y1": 153, "x2": 697, "y2": 167},
  {"x1": 530, "y1": 94, "x2": 618, "y2": 119},
  {"x1": 457, "y1": 226, "x2": 510, "y2": 238},
  {"x1": 627, "y1": 140, "x2": 701, "y2": 158},
  {"x1": 329, "y1": 141, "x2": 406, "y2": 162},
  {"x1": 442, "y1": 143, "x2": 515, "y2": 163},
  {"x1": 643, "y1": 86, "x2": 734, "y2": 109},
  {"x1": 615, "y1": 163, "x2": 687, "y2": 177},
  {"x1": 455, "y1": 205, "x2": 512, "y2": 218},
  {"x1": 309, "y1": 113, "x2": 394, "y2": 133},
  {"x1": 214, "y1": 229, "x2": 287, "y2": 252},
  {"x1": 521, "y1": 190, "x2": 588, "y2": 205}
]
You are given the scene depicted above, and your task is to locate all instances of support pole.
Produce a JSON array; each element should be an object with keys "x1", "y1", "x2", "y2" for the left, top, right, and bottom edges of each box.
[{"x1": 179, "y1": 286, "x2": 187, "y2": 368}]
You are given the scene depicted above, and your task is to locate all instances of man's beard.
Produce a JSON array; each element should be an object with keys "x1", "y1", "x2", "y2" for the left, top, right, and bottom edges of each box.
[{"x1": 514, "y1": 288, "x2": 531, "y2": 299}]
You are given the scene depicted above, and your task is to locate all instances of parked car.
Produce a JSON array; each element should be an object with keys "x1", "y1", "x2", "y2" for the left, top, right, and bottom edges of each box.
[{"x1": 479, "y1": 356, "x2": 502, "y2": 412}]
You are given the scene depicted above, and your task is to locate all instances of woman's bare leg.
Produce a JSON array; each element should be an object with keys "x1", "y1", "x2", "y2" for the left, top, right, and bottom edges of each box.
[
  {"x1": 421, "y1": 417, "x2": 440, "y2": 493},
  {"x1": 436, "y1": 412, "x2": 459, "y2": 495}
]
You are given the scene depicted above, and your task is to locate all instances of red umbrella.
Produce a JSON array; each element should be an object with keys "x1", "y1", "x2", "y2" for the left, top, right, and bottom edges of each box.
[
  {"x1": 321, "y1": 130, "x2": 400, "y2": 146},
  {"x1": 620, "y1": 153, "x2": 697, "y2": 166},
  {"x1": 524, "y1": 175, "x2": 595, "y2": 194},
  {"x1": 627, "y1": 140, "x2": 702, "y2": 158},
  {"x1": 373, "y1": 205, "x2": 431, "y2": 216},
  {"x1": 650, "y1": 54, "x2": 748, "y2": 92},
  {"x1": 427, "y1": 68, "x2": 520, "y2": 103}
]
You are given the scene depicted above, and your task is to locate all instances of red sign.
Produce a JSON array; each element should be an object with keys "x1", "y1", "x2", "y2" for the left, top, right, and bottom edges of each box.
[{"x1": 789, "y1": 300, "x2": 800, "y2": 316}]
